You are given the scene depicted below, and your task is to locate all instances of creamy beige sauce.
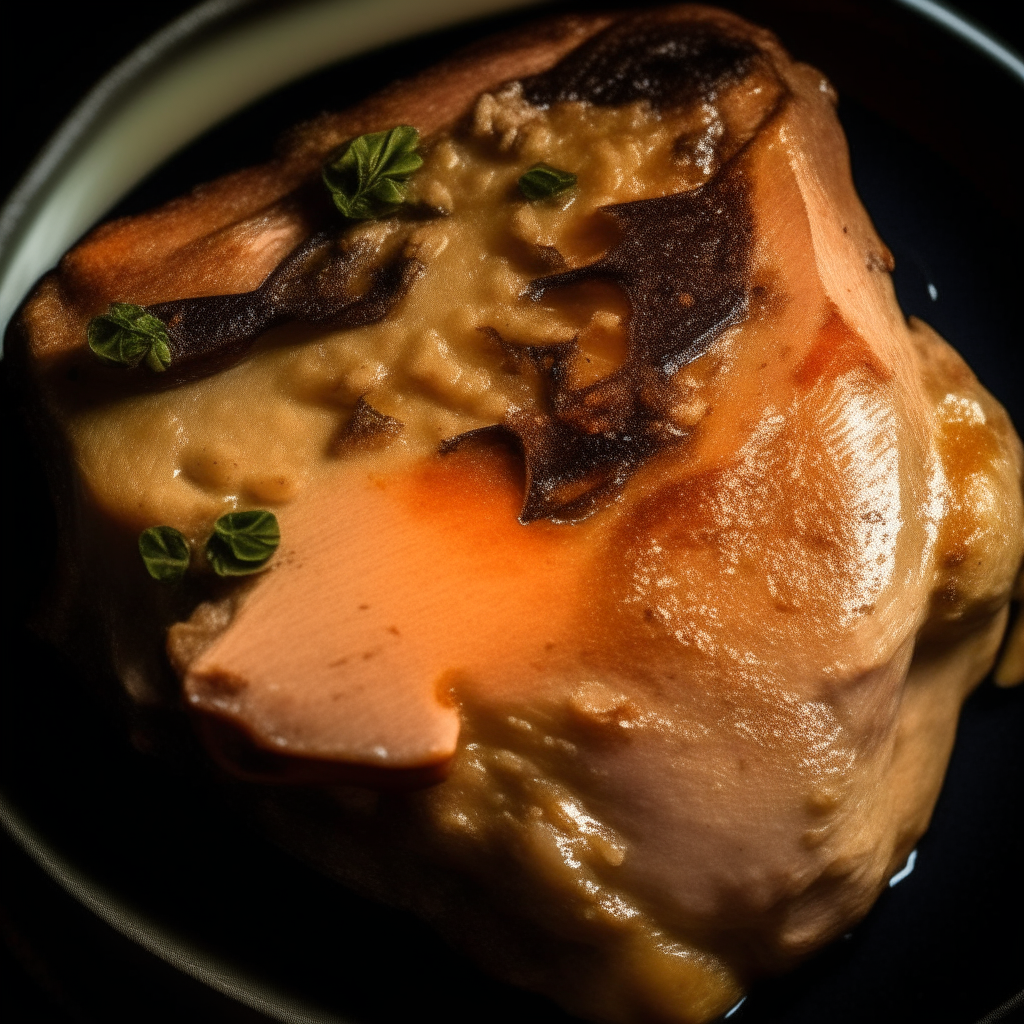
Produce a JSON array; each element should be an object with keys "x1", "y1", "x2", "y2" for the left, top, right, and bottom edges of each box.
[
  {"x1": 27, "y1": 50, "x2": 1024, "y2": 1024},
  {"x1": 61, "y1": 74, "x2": 780, "y2": 545}
]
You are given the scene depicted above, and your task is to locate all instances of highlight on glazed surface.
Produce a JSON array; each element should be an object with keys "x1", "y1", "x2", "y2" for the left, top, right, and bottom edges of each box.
[{"x1": 14, "y1": 7, "x2": 1024, "y2": 1023}]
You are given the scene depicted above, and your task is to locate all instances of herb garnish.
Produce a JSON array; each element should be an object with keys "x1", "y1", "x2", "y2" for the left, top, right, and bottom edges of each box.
[
  {"x1": 139, "y1": 526, "x2": 190, "y2": 581},
  {"x1": 518, "y1": 163, "x2": 577, "y2": 202},
  {"x1": 87, "y1": 303, "x2": 172, "y2": 371},
  {"x1": 205, "y1": 510, "x2": 280, "y2": 577},
  {"x1": 84, "y1": 132, "x2": 424, "y2": 375},
  {"x1": 85, "y1": 233, "x2": 422, "y2": 377},
  {"x1": 322, "y1": 126, "x2": 424, "y2": 220}
]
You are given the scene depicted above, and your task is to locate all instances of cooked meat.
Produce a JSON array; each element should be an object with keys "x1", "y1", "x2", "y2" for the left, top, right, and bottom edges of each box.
[{"x1": 13, "y1": 7, "x2": 1023, "y2": 1023}]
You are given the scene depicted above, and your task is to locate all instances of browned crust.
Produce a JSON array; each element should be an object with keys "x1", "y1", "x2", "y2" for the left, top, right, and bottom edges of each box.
[
  {"x1": 17, "y1": 5, "x2": 790, "y2": 363},
  {"x1": 21, "y1": 13, "x2": 611, "y2": 359},
  {"x1": 6, "y1": 1, "x2": 800, "y2": 771}
]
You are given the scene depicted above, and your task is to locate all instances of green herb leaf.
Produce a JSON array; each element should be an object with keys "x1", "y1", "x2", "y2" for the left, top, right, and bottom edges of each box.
[
  {"x1": 322, "y1": 125, "x2": 424, "y2": 220},
  {"x1": 87, "y1": 303, "x2": 172, "y2": 371},
  {"x1": 206, "y1": 510, "x2": 280, "y2": 577},
  {"x1": 139, "y1": 526, "x2": 191, "y2": 582},
  {"x1": 518, "y1": 163, "x2": 578, "y2": 202}
]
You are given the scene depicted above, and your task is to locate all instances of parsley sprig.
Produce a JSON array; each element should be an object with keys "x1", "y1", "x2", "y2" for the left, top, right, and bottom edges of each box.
[
  {"x1": 518, "y1": 163, "x2": 577, "y2": 202},
  {"x1": 138, "y1": 511, "x2": 280, "y2": 582},
  {"x1": 87, "y1": 303, "x2": 171, "y2": 371},
  {"x1": 322, "y1": 125, "x2": 424, "y2": 220},
  {"x1": 205, "y1": 510, "x2": 280, "y2": 577},
  {"x1": 138, "y1": 526, "x2": 190, "y2": 582}
]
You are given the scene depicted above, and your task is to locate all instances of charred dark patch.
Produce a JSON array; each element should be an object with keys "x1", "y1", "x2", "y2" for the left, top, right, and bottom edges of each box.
[
  {"x1": 449, "y1": 163, "x2": 752, "y2": 524},
  {"x1": 146, "y1": 231, "x2": 422, "y2": 373},
  {"x1": 87, "y1": 11, "x2": 759, "y2": 528},
  {"x1": 143, "y1": 14, "x2": 756, "y2": 381},
  {"x1": 450, "y1": 15, "x2": 760, "y2": 524},
  {"x1": 333, "y1": 395, "x2": 405, "y2": 452},
  {"x1": 520, "y1": 15, "x2": 758, "y2": 110},
  {"x1": 531, "y1": 167, "x2": 751, "y2": 373}
]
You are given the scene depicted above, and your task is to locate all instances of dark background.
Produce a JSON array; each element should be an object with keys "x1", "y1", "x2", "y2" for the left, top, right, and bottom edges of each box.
[{"x1": 2, "y1": 2, "x2": 1023, "y2": 1023}]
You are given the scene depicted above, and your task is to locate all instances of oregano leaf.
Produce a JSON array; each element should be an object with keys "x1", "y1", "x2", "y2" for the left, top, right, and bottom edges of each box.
[
  {"x1": 139, "y1": 526, "x2": 190, "y2": 582},
  {"x1": 518, "y1": 163, "x2": 578, "y2": 202},
  {"x1": 87, "y1": 302, "x2": 172, "y2": 371},
  {"x1": 206, "y1": 510, "x2": 280, "y2": 577},
  {"x1": 322, "y1": 125, "x2": 424, "y2": 220}
]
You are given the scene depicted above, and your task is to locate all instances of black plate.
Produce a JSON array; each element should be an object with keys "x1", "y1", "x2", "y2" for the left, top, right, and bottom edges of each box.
[{"x1": 2, "y1": 2, "x2": 1022, "y2": 1022}]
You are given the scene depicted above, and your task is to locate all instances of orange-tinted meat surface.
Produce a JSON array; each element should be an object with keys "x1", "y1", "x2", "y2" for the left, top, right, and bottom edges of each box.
[{"x1": 15, "y1": 7, "x2": 1023, "y2": 1023}]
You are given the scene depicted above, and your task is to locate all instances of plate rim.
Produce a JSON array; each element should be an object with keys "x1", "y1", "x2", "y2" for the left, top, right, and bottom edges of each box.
[{"x1": 1, "y1": 2, "x2": 1021, "y2": 1022}]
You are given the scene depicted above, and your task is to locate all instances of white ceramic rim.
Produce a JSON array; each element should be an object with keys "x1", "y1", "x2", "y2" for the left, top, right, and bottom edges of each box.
[
  {"x1": 896, "y1": 0, "x2": 1024, "y2": 80},
  {"x1": 0, "y1": 1, "x2": 1020, "y2": 1020}
]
